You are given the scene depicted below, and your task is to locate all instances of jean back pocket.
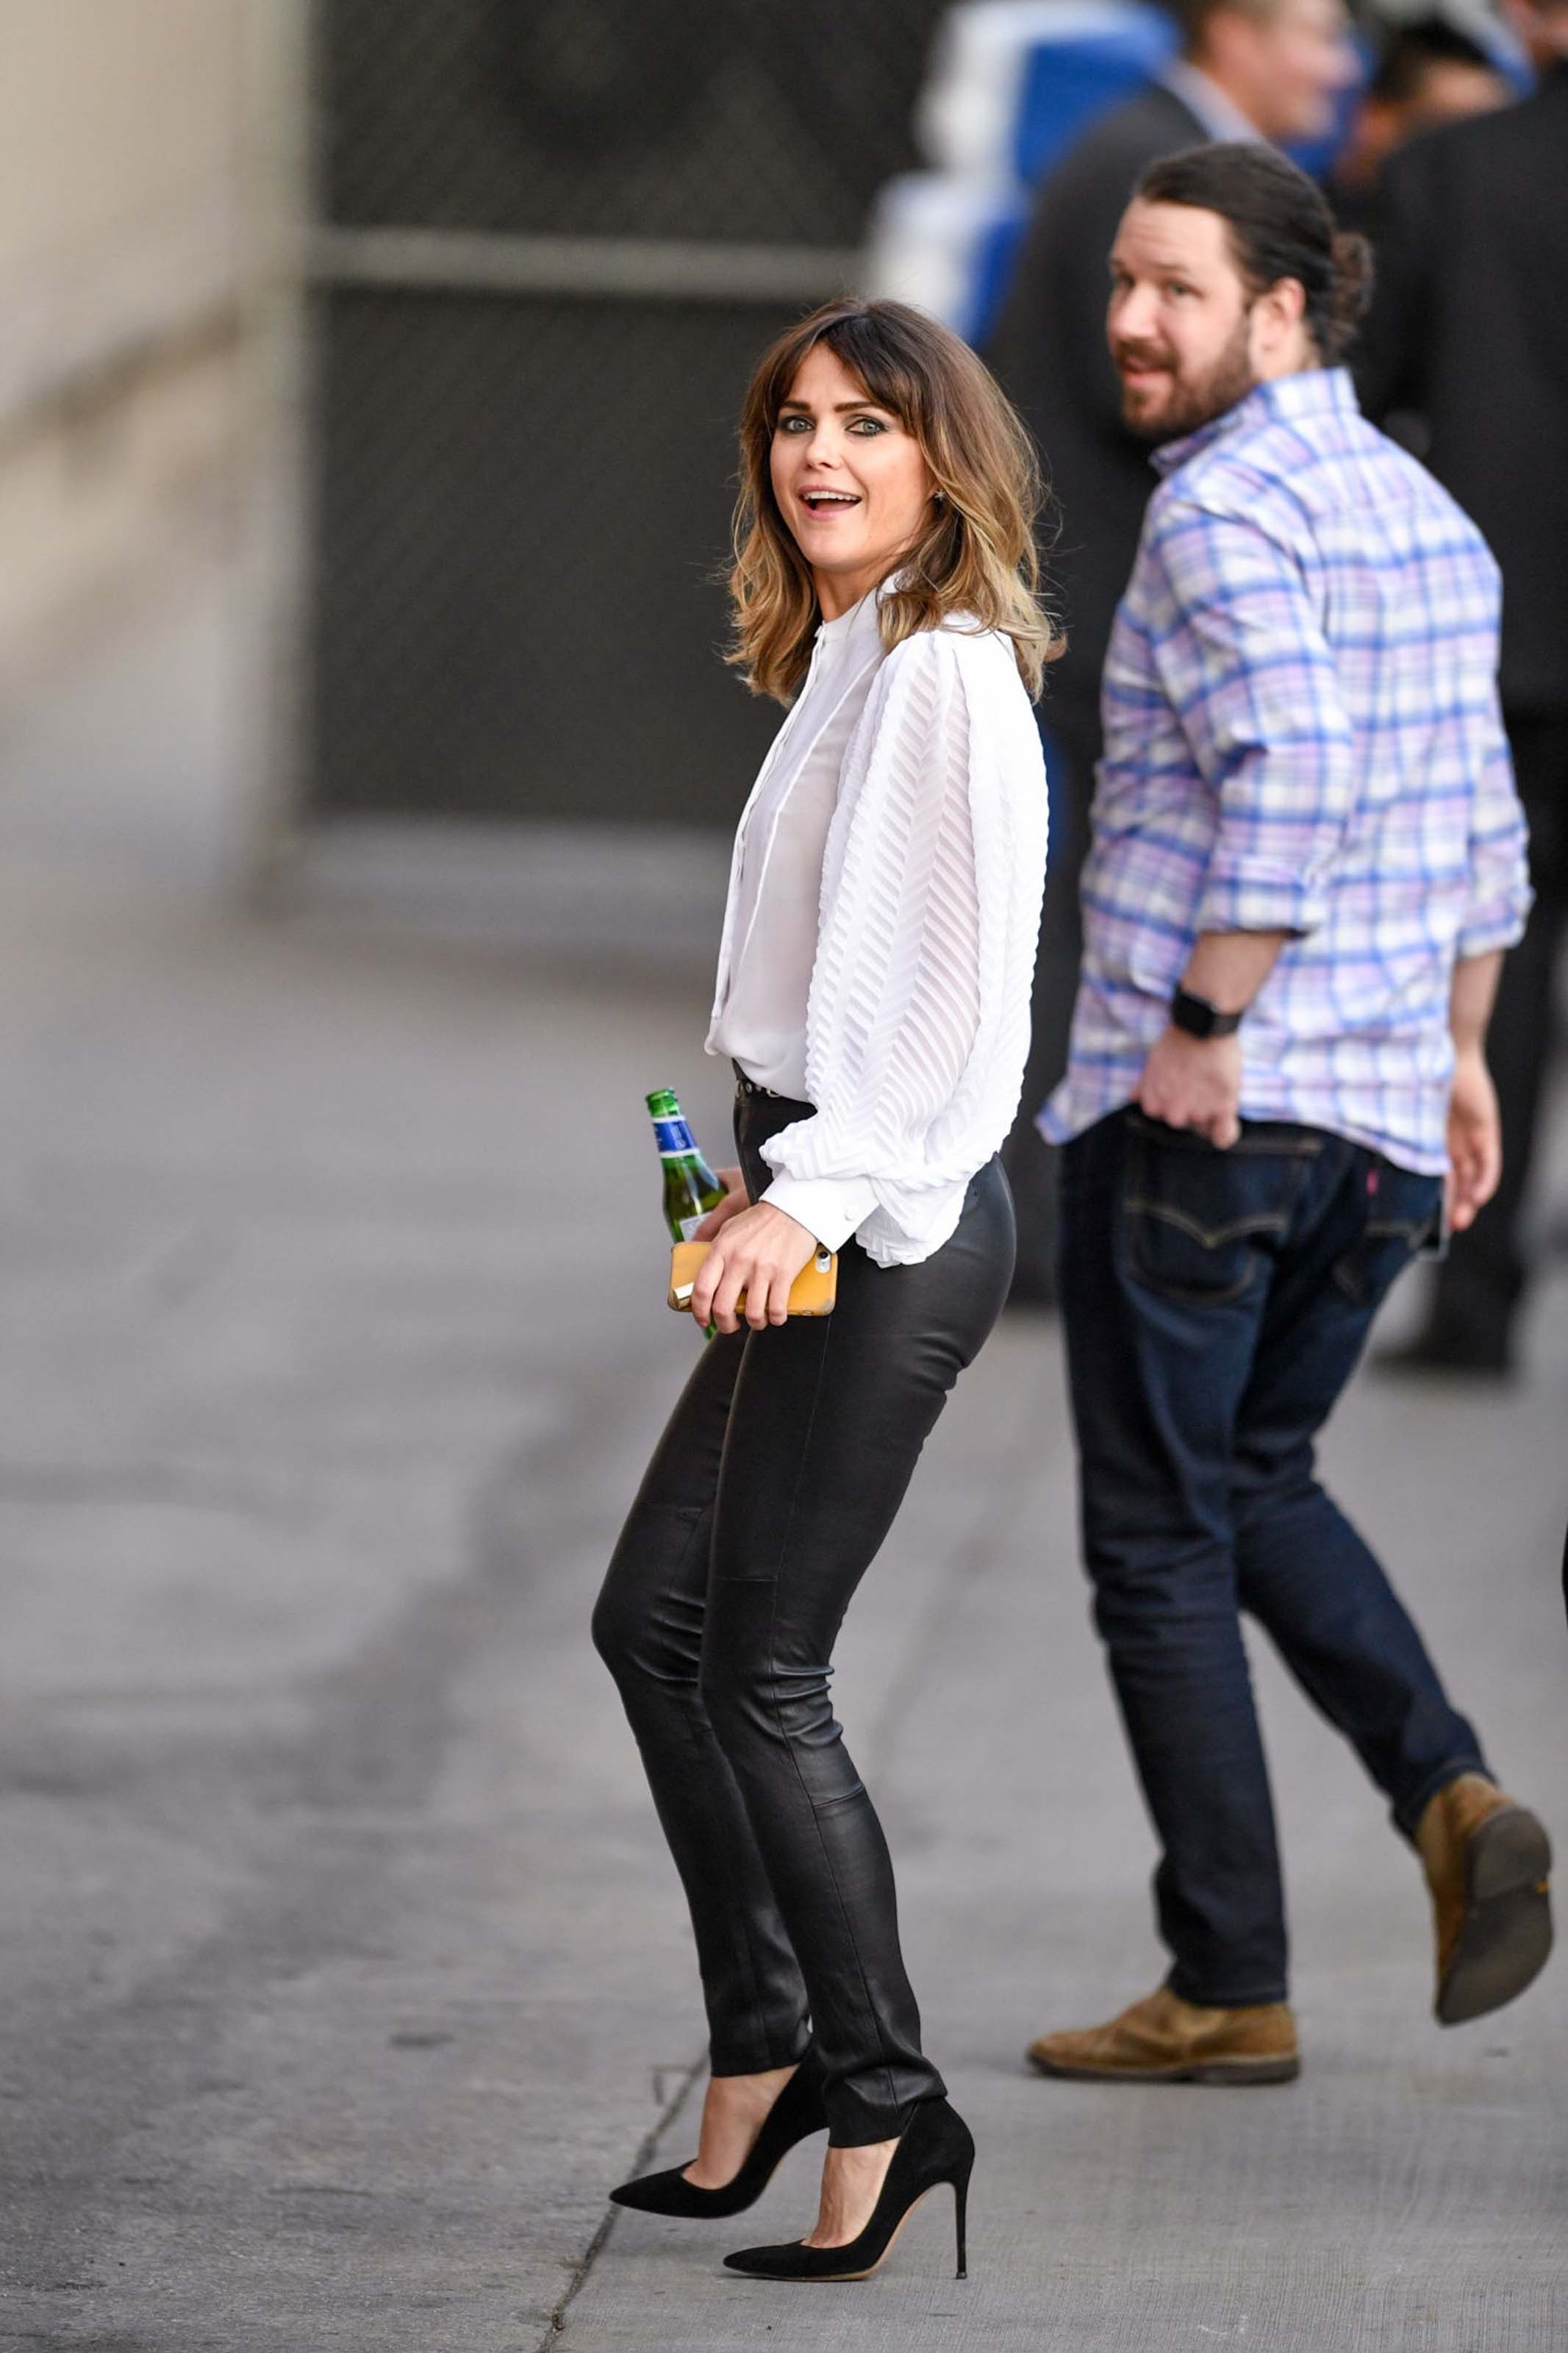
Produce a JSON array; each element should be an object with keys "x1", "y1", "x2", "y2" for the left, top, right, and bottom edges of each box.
[{"x1": 1121, "y1": 1113, "x2": 1317, "y2": 1307}]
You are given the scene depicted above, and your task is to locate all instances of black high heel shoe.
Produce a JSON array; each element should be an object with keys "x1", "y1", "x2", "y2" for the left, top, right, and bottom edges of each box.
[
  {"x1": 723, "y1": 2095, "x2": 974, "y2": 2282},
  {"x1": 609, "y1": 2049, "x2": 826, "y2": 2218}
]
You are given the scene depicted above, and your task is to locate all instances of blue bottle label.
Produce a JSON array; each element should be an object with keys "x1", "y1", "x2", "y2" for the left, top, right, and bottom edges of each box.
[{"x1": 654, "y1": 1117, "x2": 696, "y2": 1157}]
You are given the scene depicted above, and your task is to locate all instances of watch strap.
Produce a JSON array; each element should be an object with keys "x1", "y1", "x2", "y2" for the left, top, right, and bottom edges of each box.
[{"x1": 1171, "y1": 985, "x2": 1245, "y2": 1040}]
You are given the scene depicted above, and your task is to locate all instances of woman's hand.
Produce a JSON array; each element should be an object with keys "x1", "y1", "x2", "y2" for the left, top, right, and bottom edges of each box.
[
  {"x1": 690, "y1": 1202, "x2": 817, "y2": 1334},
  {"x1": 692, "y1": 1167, "x2": 748, "y2": 1243}
]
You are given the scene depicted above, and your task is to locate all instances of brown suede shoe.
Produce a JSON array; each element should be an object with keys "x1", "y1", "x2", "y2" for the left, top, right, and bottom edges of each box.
[
  {"x1": 1415, "y1": 1773, "x2": 1553, "y2": 2026},
  {"x1": 1026, "y1": 1985, "x2": 1299, "y2": 2085}
]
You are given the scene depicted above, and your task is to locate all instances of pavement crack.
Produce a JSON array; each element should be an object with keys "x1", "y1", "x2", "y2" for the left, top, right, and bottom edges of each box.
[{"x1": 537, "y1": 2053, "x2": 704, "y2": 2348}]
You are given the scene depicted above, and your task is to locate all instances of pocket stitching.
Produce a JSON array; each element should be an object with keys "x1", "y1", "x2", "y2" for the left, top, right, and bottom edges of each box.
[
  {"x1": 1123, "y1": 1196, "x2": 1291, "y2": 1252},
  {"x1": 1331, "y1": 1213, "x2": 1436, "y2": 1302}
]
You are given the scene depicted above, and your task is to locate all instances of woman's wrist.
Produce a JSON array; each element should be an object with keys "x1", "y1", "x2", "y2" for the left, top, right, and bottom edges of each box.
[{"x1": 759, "y1": 1171, "x2": 874, "y2": 1252}]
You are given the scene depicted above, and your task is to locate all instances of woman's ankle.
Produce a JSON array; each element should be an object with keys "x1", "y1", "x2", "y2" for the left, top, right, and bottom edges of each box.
[
  {"x1": 681, "y1": 2061, "x2": 799, "y2": 2188},
  {"x1": 804, "y1": 2136, "x2": 899, "y2": 2247},
  {"x1": 712, "y1": 2060, "x2": 798, "y2": 2094}
]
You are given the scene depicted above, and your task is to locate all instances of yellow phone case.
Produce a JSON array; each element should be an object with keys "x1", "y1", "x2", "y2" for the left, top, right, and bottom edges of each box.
[{"x1": 667, "y1": 1238, "x2": 838, "y2": 1318}]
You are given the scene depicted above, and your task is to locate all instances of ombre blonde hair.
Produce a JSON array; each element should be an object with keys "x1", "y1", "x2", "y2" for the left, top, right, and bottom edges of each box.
[{"x1": 727, "y1": 297, "x2": 1060, "y2": 706}]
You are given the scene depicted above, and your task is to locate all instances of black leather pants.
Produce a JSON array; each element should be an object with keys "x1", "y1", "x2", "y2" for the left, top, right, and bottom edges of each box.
[{"x1": 593, "y1": 1083, "x2": 1014, "y2": 2145}]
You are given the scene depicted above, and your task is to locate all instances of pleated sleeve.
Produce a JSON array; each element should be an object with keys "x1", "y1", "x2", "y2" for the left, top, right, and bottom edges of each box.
[{"x1": 759, "y1": 625, "x2": 1048, "y2": 1268}]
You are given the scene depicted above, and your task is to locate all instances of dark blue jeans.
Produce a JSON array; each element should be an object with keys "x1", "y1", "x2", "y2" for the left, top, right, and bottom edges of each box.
[{"x1": 1059, "y1": 1108, "x2": 1487, "y2": 2007}]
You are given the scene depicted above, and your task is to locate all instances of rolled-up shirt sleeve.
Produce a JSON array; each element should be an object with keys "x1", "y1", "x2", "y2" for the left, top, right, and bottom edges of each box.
[
  {"x1": 1458, "y1": 701, "x2": 1532, "y2": 958},
  {"x1": 1148, "y1": 496, "x2": 1354, "y2": 938},
  {"x1": 759, "y1": 629, "x2": 1045, "y2": 1266}
]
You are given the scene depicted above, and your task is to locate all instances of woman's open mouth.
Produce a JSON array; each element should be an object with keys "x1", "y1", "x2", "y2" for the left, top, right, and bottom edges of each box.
[{"x1": 800, "y1": 490, "x2": 862, "y2": 515}]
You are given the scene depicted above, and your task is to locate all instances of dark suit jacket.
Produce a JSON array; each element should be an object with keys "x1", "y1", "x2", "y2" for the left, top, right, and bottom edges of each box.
[
  {"x1": 985, "y1": 83, "x2": 1209, "y2": 734},
  {"x1": 1354, "y1": 64, "x2": 1568, "y2": 714}
]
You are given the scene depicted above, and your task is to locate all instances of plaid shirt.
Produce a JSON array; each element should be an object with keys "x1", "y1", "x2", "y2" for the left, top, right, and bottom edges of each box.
[{"x1": 1042, "y1": 368, "x2": 1530, "y2": 1176}]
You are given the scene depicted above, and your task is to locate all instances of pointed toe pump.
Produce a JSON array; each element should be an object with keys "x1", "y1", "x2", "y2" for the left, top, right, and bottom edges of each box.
[
  {"x1": 723, "y1": 2095, "x2": 975, "y2": 2282},
  {"x1": 609, "y1": 2049, "x2": 826, "y2": 2218}
]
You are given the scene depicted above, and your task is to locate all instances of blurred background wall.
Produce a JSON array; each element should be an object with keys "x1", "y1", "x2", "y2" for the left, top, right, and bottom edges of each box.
[
  {"x1": 301, "y1": 0, "x2": 953, "y2": 833},
  {"x1": 0, "y1": 0, "x2": 1532, "y2": 875},
  {"x1": 0, "y1": 1, "x2": 246, "y2": 703}
]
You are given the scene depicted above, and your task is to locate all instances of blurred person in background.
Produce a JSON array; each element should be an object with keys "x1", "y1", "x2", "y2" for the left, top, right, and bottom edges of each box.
[
  {"x1": 594, "y1": 301, "x2": 1052, "y2": 2284},
  {"x1": 1357, "y1": 0, "x2": 1568, "y2": 1377},
  {"x1": 986, "y1": 0, "x2": 1359, "y2": 1307},
  {"x1": 1026, "y1": 146, "x2": 1550, "y2": 2089},
  {"x1": 1329, "y1": 13, "x2": 1511, "y2": 231}
]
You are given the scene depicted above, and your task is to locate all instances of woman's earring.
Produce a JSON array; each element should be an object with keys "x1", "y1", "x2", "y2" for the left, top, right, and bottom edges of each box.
[{"x1": 933, "y1": 490, "x2": 946, "y2": 503}]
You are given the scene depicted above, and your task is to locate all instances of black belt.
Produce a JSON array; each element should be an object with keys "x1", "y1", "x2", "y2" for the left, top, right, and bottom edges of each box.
[{"x1": 731, "y1": 1061, "x2": 787, "y2": 1099}]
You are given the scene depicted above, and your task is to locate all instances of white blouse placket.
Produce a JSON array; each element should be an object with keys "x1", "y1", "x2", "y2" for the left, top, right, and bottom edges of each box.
[
  {"x1": 706, "y1": 634, "x2": 826, "y2": 1035},
  {"x1": 708, "y1": 629, "x2": 882, "y2": 1041}
]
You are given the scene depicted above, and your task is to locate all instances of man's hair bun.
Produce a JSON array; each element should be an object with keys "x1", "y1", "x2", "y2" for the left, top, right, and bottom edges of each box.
[{"x1": 1327, "y1": 231, "x2": 1375, "y2": 355}]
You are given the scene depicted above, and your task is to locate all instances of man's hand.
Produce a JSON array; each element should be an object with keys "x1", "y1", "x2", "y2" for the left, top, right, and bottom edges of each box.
[
  {"x1": 692, "y1": 1167, "x2": 748, "y2": 1242},
  {"x1": 1137, "y1": 1026, "x2": 1243, "y2": 1148},
  {"x1": 690, "y1": 1202, "x2": 817, "y2": 1333},
  {"x1": 1446, "y1": 1046, "x2": 1502, "y2": 1233}
]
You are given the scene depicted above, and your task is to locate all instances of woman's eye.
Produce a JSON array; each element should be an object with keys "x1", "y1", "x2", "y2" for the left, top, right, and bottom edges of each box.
[
  {"x1": 1165, "y1": 282, "x2": 1192, "y2": 299},
  {"x1": 778, "y1": 415, "x2": 811, "y2": 433},
  {"x1": 848, "y1": 417, "x2": 887, "y2": 435}
]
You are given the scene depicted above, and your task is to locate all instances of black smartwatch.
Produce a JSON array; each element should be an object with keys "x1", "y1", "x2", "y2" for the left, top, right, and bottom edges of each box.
[{"x1": 1170, "y1": 985, "x2": 1245, "y2": 1040}]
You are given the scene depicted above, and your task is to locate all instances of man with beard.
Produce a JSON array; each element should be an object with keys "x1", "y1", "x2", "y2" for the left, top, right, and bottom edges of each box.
[
  {"x1": 1026, "y1": 144, "x2": 1550, "y2": 2086},
  {"x1": 986, "y1": 0, "x2": 1358, "y2": 1304}
]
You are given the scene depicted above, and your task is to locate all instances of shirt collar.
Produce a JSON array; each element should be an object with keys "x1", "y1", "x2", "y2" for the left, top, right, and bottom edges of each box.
[
  {"x1": 1150, "y1": 366, "x2": 1360, "y2": 478},
  {"x1": 1157, "y1": 60, "x2": 1266, "y2": 144},
  {"x1": 815, "y1": 580, "x2": 891, "y2": 645}
]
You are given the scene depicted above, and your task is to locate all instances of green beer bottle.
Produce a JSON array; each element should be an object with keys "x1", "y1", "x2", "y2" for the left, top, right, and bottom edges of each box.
[{"x1": 647, "y1": 1089, "x2": 727, "y2": 1242}]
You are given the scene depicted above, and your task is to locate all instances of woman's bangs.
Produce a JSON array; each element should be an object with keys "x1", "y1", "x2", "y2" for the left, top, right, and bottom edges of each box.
[
  {"x1": 820, "y1": 321, "x2": 920, "y2": 433},
  {"x1": 762, "y1": 316, "x2": 920, "y2": 438}
]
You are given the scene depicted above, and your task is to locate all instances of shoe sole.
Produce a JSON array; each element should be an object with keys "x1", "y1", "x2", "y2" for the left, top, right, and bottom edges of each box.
[
  {"x1": 1025, "y1": 2051, "x2": 1300, "y2": 2086},
  {"x1": 1437, "y1": 1805, "x2": 1553, "y2": 2027}
]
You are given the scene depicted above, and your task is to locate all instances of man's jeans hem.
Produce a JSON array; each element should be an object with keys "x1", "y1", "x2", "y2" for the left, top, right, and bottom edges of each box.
[
  {"x1": 1391, "y1": 1754, "x2": 1492, "y2": 1845},
  {"x1": 1167, "y1": 1965, "x2": 1289, "y2": 2010}
]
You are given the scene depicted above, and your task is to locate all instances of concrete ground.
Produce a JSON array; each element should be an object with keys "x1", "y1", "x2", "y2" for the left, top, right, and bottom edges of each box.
[{"x1": 1, "y1": 587, "x2": 1565, "y2": 2352}]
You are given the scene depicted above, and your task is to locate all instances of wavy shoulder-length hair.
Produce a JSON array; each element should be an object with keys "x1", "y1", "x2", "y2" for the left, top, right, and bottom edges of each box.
[{"x1": 727, "y1": 297, "x2": 1061, "y2": 706}]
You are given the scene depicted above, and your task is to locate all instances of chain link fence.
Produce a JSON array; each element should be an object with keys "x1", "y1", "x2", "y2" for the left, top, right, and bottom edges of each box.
[{"x1": 299, "y1": 0, "x2": 950, "y2": 826}]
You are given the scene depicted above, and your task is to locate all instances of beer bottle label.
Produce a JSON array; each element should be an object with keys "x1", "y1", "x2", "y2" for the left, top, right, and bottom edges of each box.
[
  {"x1": 676, "y1": 1211, "x2": 706, "y2": 1243},
  {"x1": 654, "y1": 1117, "x2": 696, "y2": 1157}
]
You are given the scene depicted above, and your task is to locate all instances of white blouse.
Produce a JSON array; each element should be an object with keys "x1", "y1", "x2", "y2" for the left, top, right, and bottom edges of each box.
[
  {"x1": 710, "y1": 585, "x2": 887, "y2": 1099},
  {"x1": 704, "y1": 597, "x2": 1050, "y2": 1268}
]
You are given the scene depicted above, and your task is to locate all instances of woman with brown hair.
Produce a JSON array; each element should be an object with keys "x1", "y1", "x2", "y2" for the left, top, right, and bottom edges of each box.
[{"x1": 592, "y1": 298, "x2": 1053, "y2": 2284}]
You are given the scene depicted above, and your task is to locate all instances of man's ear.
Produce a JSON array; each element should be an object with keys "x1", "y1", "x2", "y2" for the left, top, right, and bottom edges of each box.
[{"x1": 1256, "y1": 274, "x2": 1309, "y2": 356}]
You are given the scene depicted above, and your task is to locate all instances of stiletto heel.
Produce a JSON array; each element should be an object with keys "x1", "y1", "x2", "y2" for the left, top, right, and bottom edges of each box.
[
  {"x1": 609, "y1": 2049, "x2": 826, "y2": 2218},
  {"x1": 953, "y1": 2163, "x2": 970, "y2": 2280},
  {"x1": 724, "y1": 2096, "x2": 976, "y2": 2282}
]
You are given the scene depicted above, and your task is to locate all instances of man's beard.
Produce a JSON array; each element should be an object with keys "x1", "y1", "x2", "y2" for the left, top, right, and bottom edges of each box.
[{"x1": 1117, "y1": 313, "x2": 1257, "y2": 443}]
